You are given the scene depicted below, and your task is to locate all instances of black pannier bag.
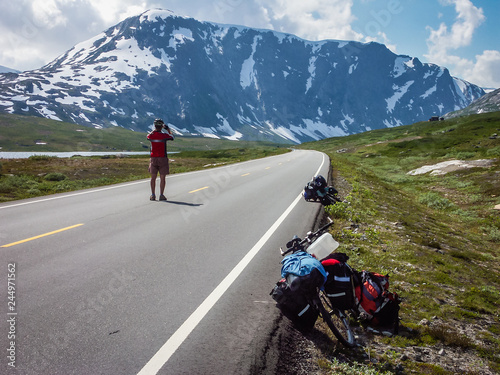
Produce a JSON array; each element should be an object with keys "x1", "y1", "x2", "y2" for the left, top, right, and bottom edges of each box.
[
  {"x1": 321, "y1": 253, "x2": 355, "y2": 310},
  {"x1": 270, "y1": 279, "x2": 319, "y2": 331},
  {"x1": 270, "y1": 268, "x2": 325, "y2": 331},
  {"x1": 303, "y1": 181, "x2": 316, "y2": 201}
]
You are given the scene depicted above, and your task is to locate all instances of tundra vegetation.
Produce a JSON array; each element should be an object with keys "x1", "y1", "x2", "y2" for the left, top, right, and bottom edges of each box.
[
  {"x1": 1, "y1": 112, "x2": 499, "y2": 374},
  {"x1": 297, "y1": 112, "x2": 500, "y2": 374}
]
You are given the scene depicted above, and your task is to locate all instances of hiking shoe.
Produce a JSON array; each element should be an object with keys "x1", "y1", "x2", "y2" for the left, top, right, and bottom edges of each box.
[
  {"x1": 159, "y1": 195, "x2": 167, "y2": 201},
  {"x1": 150, "y1": 194, "x2": 156, "y2": 201}
]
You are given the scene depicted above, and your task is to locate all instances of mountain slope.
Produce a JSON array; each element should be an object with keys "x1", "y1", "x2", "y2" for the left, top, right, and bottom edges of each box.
[
  {"x1": 0, "y1": 65, "x2": 20, "y2": 74},
  {"x1": 445, "y1": 88, "x2": 500, "y2": 119},
  {"x1": 0, "y1": 9, "x2": 485, "y2": 143}
]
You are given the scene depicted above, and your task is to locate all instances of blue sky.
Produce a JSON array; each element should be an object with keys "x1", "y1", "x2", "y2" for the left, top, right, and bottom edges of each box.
[{"x1": 1, "y1": 0, "x2": 499, "y2": 88}]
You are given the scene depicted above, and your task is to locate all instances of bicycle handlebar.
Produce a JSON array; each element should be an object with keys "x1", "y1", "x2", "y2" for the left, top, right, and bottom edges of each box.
[
  {"x1": 300, "y1": 217, "x2": 333, "y2": 245},
  {"x1": 280, "y1": 218, "x2": 334, "y2": 256}
]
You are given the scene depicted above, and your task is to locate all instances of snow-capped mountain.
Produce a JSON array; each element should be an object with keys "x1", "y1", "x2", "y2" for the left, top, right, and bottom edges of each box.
[{"x1": 0, "y1": 9, "x2": 485, "y2": 143}]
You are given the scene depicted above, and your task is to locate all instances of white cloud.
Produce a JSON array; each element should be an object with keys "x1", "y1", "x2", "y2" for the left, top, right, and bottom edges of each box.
[
  {"x1": 364, "y1": 31, "x2": 397, "y2": 53},
  {"x1": 0, "y1": 0, "x2": 107, "y2": 71},
  {"x1": 466, "y1": 50, "x2": 500, "y2": 88},
  {"x1": 87, "y1": 0, "x2": 149, "y2": 24},
  {"x1": 31, "y1": 0, "x2": 67, "y2": 28},
  {"x1": 254, "y1": 0, "x2": 362, "y2": 42},
  {"x1": 426, "y1": 0, "x2": 484, "y2": 54},
  {"x1": 424, "y1": 0, "x2": 500, "y2": 88}
]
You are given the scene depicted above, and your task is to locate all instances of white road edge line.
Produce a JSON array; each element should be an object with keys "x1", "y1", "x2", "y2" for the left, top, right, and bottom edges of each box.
[{"x1": 136, "y1": 153, "x2": 326, "y2": 375}]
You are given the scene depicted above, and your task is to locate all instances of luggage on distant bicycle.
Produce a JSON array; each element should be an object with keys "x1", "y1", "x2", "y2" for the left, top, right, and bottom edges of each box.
[{"x1": 303, "y1": 175, "x2": 340, "y2": 206}]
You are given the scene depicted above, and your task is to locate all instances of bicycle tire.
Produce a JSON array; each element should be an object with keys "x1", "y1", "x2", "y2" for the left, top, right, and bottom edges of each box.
[{"x1": 316, "y1": 293, "x2": 356, "y2": 347}]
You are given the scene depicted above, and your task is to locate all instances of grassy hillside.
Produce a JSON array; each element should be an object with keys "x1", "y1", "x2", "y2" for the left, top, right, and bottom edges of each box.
[
  {"x1": 297, "y1": 112, "x2": 500, "y2": 374},
  {"x1": 0, "y1": 113, "x2": 289, "y2": 152}
]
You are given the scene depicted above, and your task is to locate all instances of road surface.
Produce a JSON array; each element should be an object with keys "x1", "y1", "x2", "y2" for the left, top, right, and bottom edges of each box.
[{"x1": 0, "y1": 149, "x2": 330, "y2": 374}]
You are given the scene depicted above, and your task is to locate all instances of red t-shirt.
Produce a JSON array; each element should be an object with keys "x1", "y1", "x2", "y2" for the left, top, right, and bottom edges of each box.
[{"x1": 147, "y1": 131, "x2": 174, "y2": 157}]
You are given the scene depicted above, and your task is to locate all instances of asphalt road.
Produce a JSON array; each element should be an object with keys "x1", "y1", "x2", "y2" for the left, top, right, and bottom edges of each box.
[{"x1": 0, "y1": 149, "x2": 330, "y2": 375}]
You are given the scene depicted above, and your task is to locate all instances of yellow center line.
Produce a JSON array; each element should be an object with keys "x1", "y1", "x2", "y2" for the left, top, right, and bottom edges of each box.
[
  {"x1": 1, "y1": 224, "x2": 85, "y2": 248},
  {"x1": 189, "y1": 186, "x2": 210, "y2": 194},
  {"x1": 241, "y1": 173, "x2": 250, "y2": 177},
  {"x1": 265, "y1": 167, "x2": 271, "y2": 170}
]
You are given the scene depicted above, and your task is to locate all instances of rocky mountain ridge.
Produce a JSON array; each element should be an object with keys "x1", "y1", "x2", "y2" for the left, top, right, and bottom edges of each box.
[
  {"x1": 0, "y1": 9, "x2": 485, "y2": 143},
  {"x1": 445, "y1": 88, "x2": 500, "y2": 119}
]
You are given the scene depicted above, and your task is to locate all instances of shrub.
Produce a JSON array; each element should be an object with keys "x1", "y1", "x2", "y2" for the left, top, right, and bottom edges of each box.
[
  {"x1": 444, "y1": 151, "x2": 476, "y2": 159},
  {"x1": 422, "y1": 323, "x2": 474, "y2": 348},
  {"x1": 483, "y1": 225, "x2": 500, "y2": 242},
  {"x1": 326, "y1": 199, "x2": 351, "y2": 219},
  {"x1": 486, "y1": 146, "x2": 500, "y2": 157},
  {"x1": 461, "y1": 286, "x2": 499, "y2": 314},
  {"x1": 44, "y1": 172, "x2": 67, "y2": 181},
  {"x1": 418, "y1": 192, "x2": 454, "y2": 210},
  {"x1": 328, "y1": 358, "x2": 394, "y2": 375},
  {"x1": 27, "y1": 188, "x2": 41, "y2": 196},
  {"x1": 29, "y1": 155, "x2": 55, "y2": 161},
  {"x1": 0, "y1": 175, "x2": 33, "y2": 190}
]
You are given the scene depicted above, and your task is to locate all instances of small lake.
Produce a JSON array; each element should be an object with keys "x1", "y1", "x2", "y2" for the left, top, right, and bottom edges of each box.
[{"x1": 0, "y1": 151, "x2": 153, "y2": 159}]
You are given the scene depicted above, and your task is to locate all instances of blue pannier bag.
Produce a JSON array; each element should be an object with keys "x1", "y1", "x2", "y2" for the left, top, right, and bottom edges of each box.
[
  {"x1": 281, "y1": 251, "x2": 328, "y2": 293},
  {"x1": 271, "y1": 252, "x2": 327, "y2": 331}
]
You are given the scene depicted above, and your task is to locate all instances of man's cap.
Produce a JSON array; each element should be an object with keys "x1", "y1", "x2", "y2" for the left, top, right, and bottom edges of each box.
[{"x1": 154, "y1": 118, "x2": 165, "y2": 127}]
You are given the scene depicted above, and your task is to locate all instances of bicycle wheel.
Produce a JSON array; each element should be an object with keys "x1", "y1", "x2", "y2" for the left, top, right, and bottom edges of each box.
[
  {"x1": 326, "y1": 192, "x2": 341, "y2": 203},
  {"x1": 319, "y1": 193, "x2": 340, "y2": 206},
  {"x1": 316, "y1": 292, "x2": 356, "y2": 347}
]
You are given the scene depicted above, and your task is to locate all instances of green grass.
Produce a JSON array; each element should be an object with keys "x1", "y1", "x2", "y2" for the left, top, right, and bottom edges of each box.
[
  {"x1": 0, "y1": 112, "x2": 290, "y2": 152},
  {"x1": 299, "y1": 112, "x2": 500, "y2": 374},
  {"x1": 0, "y1": 147, "x2": 289, "y2": 202}
]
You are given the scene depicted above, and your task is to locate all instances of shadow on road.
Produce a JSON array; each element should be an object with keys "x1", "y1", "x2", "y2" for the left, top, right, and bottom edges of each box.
[{"x1": 161, "y1": 200, "x2": 203, "y2": 207}]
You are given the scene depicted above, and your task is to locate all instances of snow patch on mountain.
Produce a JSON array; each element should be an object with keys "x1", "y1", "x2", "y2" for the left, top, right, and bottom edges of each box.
[
  {"x1": 386, "y1": 81, "x2": 415, "y2": 112},
  {"x1": 169, "y1": 28, "x2": 194, "y2": 50},
  {"x1": 393, "y1": 57, "x2": 410, "y2": 78},
  {"x1": 240, "y1": 36, "x2": 261, "y2": 89},
  {"x1": 306, "y1": 56, "x2": 318, "y2": 93}
]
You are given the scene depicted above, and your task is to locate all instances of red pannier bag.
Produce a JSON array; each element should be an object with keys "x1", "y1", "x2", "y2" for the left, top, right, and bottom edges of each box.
[{"x1": 354, "y1": 270, "x2": 400, "y2": 330}]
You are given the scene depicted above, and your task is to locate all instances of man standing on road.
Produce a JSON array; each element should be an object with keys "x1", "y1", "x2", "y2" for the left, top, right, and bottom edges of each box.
[{"x1": 147, "y1": 118, "x2": 174, "y2": 201}]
